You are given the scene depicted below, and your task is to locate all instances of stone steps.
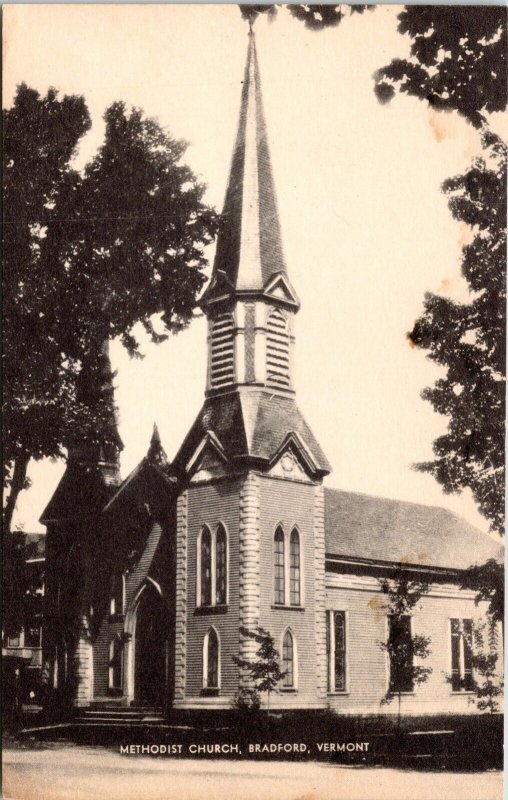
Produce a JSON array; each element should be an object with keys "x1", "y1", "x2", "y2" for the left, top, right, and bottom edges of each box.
[{"x1": 75, "y1": 706, "x2": 165, "y2": 727}]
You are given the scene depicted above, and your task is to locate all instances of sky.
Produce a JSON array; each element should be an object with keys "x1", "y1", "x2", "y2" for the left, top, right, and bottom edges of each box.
[{"x1": 3, "y1": 4, "x2": 501, "y2": 534}]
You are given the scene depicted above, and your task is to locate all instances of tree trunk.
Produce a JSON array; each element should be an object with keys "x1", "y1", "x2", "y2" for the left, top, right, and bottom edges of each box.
[{"x1": 3, "y1": 452, "x2": 30, "y2": 534}]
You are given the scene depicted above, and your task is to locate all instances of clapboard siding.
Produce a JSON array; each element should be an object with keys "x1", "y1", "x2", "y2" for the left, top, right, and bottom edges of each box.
[
  {"x1": 185, "y1": 481, "x2": 241, "y2": 697},
  {"x1": 325, "y1": 580, "x2": 493, "y2": 714},
  {"x1": 258, "y1": 476, "x2": 322, "y2": 708},
  {"x1": 92, "y1": 522, "x2": 165, "y2": 697}
]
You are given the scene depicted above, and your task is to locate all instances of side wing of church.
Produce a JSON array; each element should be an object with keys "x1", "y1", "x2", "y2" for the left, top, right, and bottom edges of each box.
[{"x1": 41, "y1": 31, "x2": 503, "y2": 717}]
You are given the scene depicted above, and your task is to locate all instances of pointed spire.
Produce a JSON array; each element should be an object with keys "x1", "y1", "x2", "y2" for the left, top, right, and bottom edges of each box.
[
  {"x1": 203, "y1": 29, "x2": 287, "y2": 304},
  {"x1": 68, "y1": 340, "x2": 123, "y2": 470},
  {"x1": 146, "y1": 422, "x2": 168, "y2": 466}
]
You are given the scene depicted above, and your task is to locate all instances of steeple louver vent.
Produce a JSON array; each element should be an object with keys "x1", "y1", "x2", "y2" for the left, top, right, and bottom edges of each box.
[
  {"x1": 266, "y1": 309, "x2": 290, "y2": 388},
  {"x1": 210, "y1": 313, "x2": 235, "y2": 389}
]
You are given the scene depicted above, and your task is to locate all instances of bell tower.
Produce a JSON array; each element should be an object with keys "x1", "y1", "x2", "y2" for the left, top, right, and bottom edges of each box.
[{"x1": 172, "y1": 27, "x2": 331, "y2": 710}]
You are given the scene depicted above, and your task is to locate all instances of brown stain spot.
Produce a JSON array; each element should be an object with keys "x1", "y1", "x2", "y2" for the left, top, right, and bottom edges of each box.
[
  {"x1": 458, "y1": 221, "x2": 474, "y2": 249},
  {"x1": 429, "y1": 112, "x2": 446, "y2": 143},
  {"x1": 428, "y1": 110, "x2": 458, "y2": 143},
  {"x1": 368, "y1": 595, "x2": 389, "y2": 622},
  {"x1": 406, "y1": 332, "x2": 416, "y2": 349},
  {"x1": 438, "y1": 277, "x2": 451, "y2": 294}
]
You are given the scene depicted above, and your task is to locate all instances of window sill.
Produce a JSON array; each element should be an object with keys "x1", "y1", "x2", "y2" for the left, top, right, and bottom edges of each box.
[
  {"x1": 279, "y1": 688, "x2": 298, "y2": 693},
  {"x1": 201, "y1": 688, "x2": 220, "y2": 697},
  {"x1": 328, "y1": 691, "x2": 350, "y2": 696},
  {"x1": 271, "y1": 605, "x2": 305, "y2": 612},
  {"x1": 195, "y1": 605, "x2": 229, "y2": 616},
  {"x1": 388, "y1": 691, "x2": 415, "y2": 696},
  {"x1": 451, "y1": 691, "x2": 476, "y2": 695}
]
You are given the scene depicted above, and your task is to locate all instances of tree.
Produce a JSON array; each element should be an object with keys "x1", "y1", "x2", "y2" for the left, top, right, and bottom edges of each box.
[
  {"x1": 233, "y1": 625, "x2": 287, "y2": 712},
  {"x1": 372, "y1": 8, "x2": 506, "y2": 536},
  {"x1": 461, "y1": 559, "x2": 504, "y2": 631},
  {"x1": 3, "y1": 84, "x2": 91, "y2": 532},
  {"x1": 240, "y1": 4, "x2": 372, "y2": 29},
  {"x1": 3, "y1": 85, "x2": 218, "y2": 531},
  {"x1": 468, "y1": 618, "x2": 503, "y2": 714},
  {"x1": 374, "y1": 7, "x2": 507, "y2": 128},
  {"x1": 409, "y1": 133, "x2": 506, "y2": 535},
  {"x1": 377, "y1": 568, "x2": 432, "y2": 724}
]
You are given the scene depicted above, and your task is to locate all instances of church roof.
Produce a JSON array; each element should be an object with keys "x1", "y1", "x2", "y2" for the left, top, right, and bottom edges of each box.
[
  {"x1": 324, "y1": 487, "x2": 503, "y2": 572},
  {"x1": 172, "y1": 390, "x2": 331, "y2": 476},
  {"x1": 40, "y1": 464, "x2": 118, "y2": 524},
  {"x1": 202, "y1": 30, "x2": 288, "y2": 305},
  {"x1": 102, "y1": 457, "x2": 176, "y2": 514}
]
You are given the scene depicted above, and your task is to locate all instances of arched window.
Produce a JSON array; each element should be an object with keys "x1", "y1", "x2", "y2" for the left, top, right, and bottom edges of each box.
[
  {"x1": 274, "y1": 526, "x2": 285, "y2": 605},
  {"x1": 203, "y1": 628, "x2": 220, "y2": 690},
  {"x1": 197, "y1": 524, "x2": 228, "y2": 608},
  {"x1": 215, "y1": 524, "x2": 227, "y2": 605},
  {"x1": 108, "y1": 635, "x2": 123, "y2": 692},
  {"x1": 210, "y1": 313, "x2": 235, "y2": 389},
  {"x1": 289, "y1": 528, "x2": 301, "y2": 606},
  {"x1": 282, "y1": 629, "x2": 295, "y2": 689},
  {"x1": 266, "y1": 309, "x2": 290, "y2": 388},
  {"x1": 200, "y1": 527, "x2": 212, "y2": 606}
]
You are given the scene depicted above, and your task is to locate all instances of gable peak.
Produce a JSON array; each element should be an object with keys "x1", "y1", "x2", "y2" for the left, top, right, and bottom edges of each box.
[{"x1": 146, "y1": 422, "x2": 168, "y2": 466}]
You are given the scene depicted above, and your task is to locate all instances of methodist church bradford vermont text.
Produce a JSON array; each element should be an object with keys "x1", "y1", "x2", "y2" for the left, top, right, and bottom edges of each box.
[{"x1": 41, "y1": 30, "x2": 502, "y2": 716}]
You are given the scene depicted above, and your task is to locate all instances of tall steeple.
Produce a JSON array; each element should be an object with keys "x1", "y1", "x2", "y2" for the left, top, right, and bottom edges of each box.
[
  {"x1": 202, "y1": 28, "x2": 300, "y2": 397},
  {"x1": 172, "y1": 28, "x2": 330, "y2": 480},
  {"x1": 202, "y1": 28, "x2": 296, "y2": 304}
]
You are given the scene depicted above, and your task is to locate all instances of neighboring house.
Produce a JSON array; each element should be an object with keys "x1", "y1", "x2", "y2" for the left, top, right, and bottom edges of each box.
[
  {"x1": 2, "y1": 533, "x2": 46, "y2": 704},
  {"x1": 41, "y1": 31, "x2": 503, "y2": 715}
]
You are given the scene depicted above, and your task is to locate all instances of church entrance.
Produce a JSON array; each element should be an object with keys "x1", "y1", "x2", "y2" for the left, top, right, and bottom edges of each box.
[{"x1": 134, "y1": 585, "x2": 168, "y2": 707}]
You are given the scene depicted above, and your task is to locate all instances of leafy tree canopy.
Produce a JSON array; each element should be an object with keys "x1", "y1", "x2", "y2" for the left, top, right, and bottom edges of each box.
[
  {"x1": 374, "y1": 6, "x2": 507, "y2": 127},
  {"x1": 240, "y1": 4, "x2": 371, "y2": 30},
  {"x1": 461, "y1": 558, "x2": 504, "y2": 625},
  {"x1": 3, "y1": 84, "x2": 218, "y2": 530},
  {"x1": 243, "y1": 4, "x2": 506, "y2": 126},
  {"x1": 409, "y1": 132, "x2": 506, "y2": 535}
]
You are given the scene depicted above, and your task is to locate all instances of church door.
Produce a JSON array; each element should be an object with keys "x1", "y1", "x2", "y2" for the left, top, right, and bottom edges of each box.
[{"x1": 134, "y1": 585, "x2": 168, "y2": 707}]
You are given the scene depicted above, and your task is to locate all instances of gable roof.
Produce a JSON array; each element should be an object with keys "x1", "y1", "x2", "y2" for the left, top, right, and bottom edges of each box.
[
  {"x1": 40, "y1": 465, "x2": 119, "y2": 524},
  {"x1": 324, "y1": 487, "x2": 503, "y2": 572},
  {"x1": 103, "y1": 458, "x2": 176, "y2": 514}
]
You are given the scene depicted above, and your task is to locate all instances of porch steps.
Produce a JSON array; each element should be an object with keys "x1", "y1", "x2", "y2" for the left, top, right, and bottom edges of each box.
[{"x1": 75, "y1": 706, "x2": 165, "y2": 727}]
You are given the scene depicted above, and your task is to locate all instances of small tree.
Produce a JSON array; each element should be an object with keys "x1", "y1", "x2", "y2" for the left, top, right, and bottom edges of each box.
[
  {"x1": 233, "y1": 626, "x2": 286, "y2": 713},
  {"x1": 468, "y1": 619, "x2": 503, "y2": 714},
  {"x1": 377, "y1": 568, "x2": 432, "y2": 725}
]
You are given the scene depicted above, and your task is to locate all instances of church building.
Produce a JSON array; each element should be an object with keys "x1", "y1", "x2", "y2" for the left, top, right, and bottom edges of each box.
[{"x1": 41, "y1": 30, "x2": 502, "y2": 716}]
